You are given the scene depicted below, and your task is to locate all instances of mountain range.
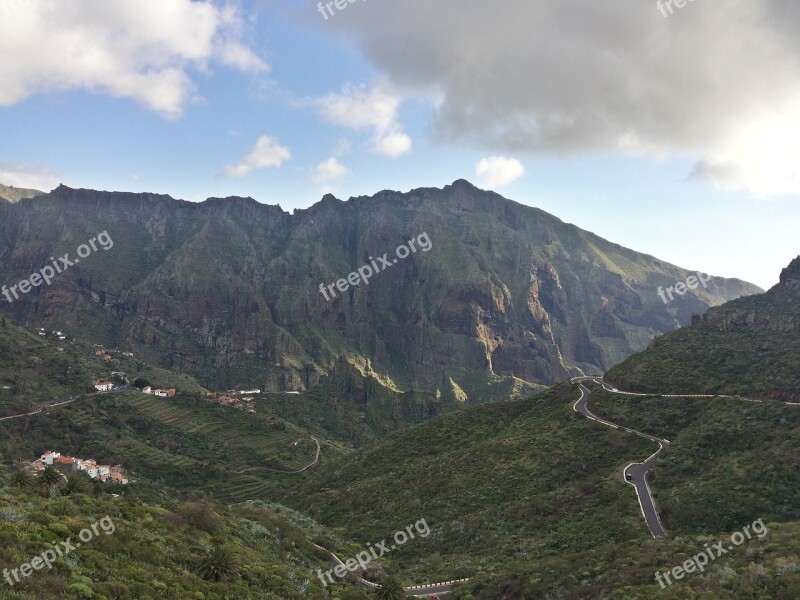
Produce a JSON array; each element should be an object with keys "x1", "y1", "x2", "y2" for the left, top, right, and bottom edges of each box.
[{"x1": 0, "y1": 180, "x2": 760, "y2": 404}]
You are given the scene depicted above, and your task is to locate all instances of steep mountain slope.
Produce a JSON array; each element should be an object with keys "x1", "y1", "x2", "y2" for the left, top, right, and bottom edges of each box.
[
  {"x1": 0, "y1": 182, "x2": 44, "y2": 203},
  {"x1": 0, "y1": 181, "x2": 760, "y2": 401},
  {"x1": 607, "y1": 255, "x2": 800, "y2": 401}
]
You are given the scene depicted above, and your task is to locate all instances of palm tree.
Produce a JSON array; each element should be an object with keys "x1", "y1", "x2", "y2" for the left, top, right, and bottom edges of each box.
[
  {"x1": 61, "y1": 474, "x2": 90, "y2": 496},
  {"x1": 373, "y1": 576, "x2": 409, "y2": 600},
  {"x1": 11, "y1": 469, "x2": 32, "y2": 489},
  {"x1": 196, "y1": 545, "x2": 239, "y2": 582},
  {"x1": 37, "y1": 465, "x2": 65, "y2": 496}
]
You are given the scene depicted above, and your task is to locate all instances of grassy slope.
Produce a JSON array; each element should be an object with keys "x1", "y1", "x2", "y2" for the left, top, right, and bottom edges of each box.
[
  {"x1": 586, "y1": 387, "x2": 800, "y2": 534},
  {"x1": 284, "y1": 384, "x2": 656, "y2": 582},
  {"x1": 607, "y1": 271, "x2": 800, "y2": 402},
  {"x1": 0, "y1": 319, "x2": 99, "y2": 417},
  {"x1": 451, "y1": 520, "x2": 800, "y2": 599}
]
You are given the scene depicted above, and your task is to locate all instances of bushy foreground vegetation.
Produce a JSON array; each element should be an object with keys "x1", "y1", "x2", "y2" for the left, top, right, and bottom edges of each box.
[{"x1": 0, "y1": 464, "x2": 388, "y2": 599}]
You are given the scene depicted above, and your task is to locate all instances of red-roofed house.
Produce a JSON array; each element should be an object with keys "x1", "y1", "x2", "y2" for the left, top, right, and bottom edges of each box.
[
  {"x1": 109, "y1": 472, "x2": 129, "y2": 485},
  {"x1": 54, "y1": 455, "x2": 76, "y2": 471},
  {"x1": 94, "y1": 380, "x2": 114, "y2": 392}
]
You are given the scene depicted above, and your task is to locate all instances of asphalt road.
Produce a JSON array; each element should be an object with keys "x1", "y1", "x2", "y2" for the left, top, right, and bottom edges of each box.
[
  {"x1": 571, "y1": 377, "x2": 669, "y2": 537},
  {"x1": 311, "y1": 542, "x2": 468, "y2": 597}
]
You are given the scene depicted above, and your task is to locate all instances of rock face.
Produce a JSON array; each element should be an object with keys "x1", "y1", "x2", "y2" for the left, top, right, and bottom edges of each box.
[
  {"x1": 779, "y1": 256, "x2": 800, "y2": 292},
  {"x1": 0, "y1": 181, "x2": 761, "y2": 400}
]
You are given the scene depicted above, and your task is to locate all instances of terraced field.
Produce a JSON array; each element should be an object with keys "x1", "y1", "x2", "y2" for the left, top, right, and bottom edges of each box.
[
  {"x1": 121, "y1": 394, "x2": 334, "y2": 501},
  {"x1": 2, "y1": 391, "x2": 344, "y2": 503}
]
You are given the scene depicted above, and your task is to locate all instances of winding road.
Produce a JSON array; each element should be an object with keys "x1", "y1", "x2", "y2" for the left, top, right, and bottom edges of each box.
[
  {"x1": 571, "y1": 374, "x2": 799, "y2": 537},
  {"x1": 571, "y1": 376, "x2": 669, "y2": 538}
]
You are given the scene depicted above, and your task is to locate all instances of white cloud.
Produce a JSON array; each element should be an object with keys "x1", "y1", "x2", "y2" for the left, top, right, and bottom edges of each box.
[
  {"x1": 0, "y1": 163, "x2": 62, "y2": 191},
  {"x1": 0, "y1": 0, "x2": 267, "y2": 118},
  {"x1": 317, "y1": 84, "x2": 412, "y2": 157},
  {"x1": 326, "y1": 0, "x2": 800, "y2": 197},
  {"x1": 311, "y1": 156, "x2": 349, "y2": 193},
  {"x1": 219, "y1": 136, "x2": 291, "y2": 179},
  {"x1": 311, "y1": 157, "x2": 348, "y2": 184},
  {"x1": 374, "y1": 132, "x2": 412, "y2": 157},
  {"x1": 475, "y1": 157, "x2": 525, "y2": 188}
]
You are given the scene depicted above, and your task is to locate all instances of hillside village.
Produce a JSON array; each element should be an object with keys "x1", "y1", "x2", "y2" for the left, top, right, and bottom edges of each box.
[{"x1": 28, "y1": 450, "x2": 129, "y2": 484}]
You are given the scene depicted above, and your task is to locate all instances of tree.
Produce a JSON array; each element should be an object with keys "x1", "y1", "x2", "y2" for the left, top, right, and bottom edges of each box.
[
  {"x1": 196, "y1": 545, "x2": 239, "y2": 582},
  {"x1": 373, "y1": 577, "x2": 409, "y2": 600},
  {"x1": 37, "y1": 465, "x2": 65, "y2": 496},
  {"x1": 11, "y1": 469, "x2": 32, "y2": 489},
  {"x1": 61, "y1": 474, "x2": 91, "y2": 496}
]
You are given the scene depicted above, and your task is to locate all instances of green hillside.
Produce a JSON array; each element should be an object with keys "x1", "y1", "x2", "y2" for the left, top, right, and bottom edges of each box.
[
  {"x1": 607, "y1": 256, "x2": 800, "y2": 402},
  {"x1": 283, "y1": 384, "x2": 656, "y2": 581},
  {"x1": 582, "y1": 386, "x2": 800, "y2": 534},
  {"x1": 0, "y1": 390, "x2": 345, "y2": 504},
  {"x1": 0, "y1": 318, "x2": 98, "y2": 418}
]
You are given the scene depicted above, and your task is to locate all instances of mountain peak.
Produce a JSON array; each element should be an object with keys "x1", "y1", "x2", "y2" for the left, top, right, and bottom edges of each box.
[
  {"x1": 779, "y1": 256, "x2": 800, "y2": 290},
  {"x1": 449, "y1": 178, "x2": 480, "y2": 190}
]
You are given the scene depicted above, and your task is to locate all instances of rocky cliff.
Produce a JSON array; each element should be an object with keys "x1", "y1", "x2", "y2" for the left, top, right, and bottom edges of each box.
[{"x1": 0, "y1": 180, "x2": 761, "y2": 401}]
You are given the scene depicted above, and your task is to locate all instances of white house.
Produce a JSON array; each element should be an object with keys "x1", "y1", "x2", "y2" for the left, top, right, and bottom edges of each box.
[
  {"x1": 239, "y1": 389, "x2": 261, "y2": 395},
  {"x1": 40, "y1": 451, "x2": 60, "y2": 465},
  {"x1": 94, "y1": 380, "x2": 114, "y2": 392},
  {"x1": 77, "y1": 459, "x2": 99, "y2": 478},
  {"x1": 142, "y1": 386, "x2": 152, "y2": 394},
  {"x1": 154, "y1": 389, "x2": 168, "y2": 397}
]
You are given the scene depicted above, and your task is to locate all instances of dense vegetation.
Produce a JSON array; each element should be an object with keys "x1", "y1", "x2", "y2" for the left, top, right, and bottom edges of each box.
[
  {"x1": 451, "y1": 519, "x2": 800, "y2": 599},
  {"x1": 585, "y1": 386, "x2": 800, "y2": 535},
  {"x1": 285, "y1": 384, "x2": 656, "y2": 581},
  {"x1": 0, "y1": 463, "x2": 378, "y2": 599}
]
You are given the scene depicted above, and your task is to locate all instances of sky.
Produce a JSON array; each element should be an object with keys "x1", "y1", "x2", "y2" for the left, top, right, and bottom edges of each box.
[{"x1": 1, "y1": 0, "x2": 799, "y2": 290}]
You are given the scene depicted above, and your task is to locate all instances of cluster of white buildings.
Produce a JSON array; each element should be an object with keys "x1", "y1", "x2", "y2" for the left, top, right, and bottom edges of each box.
[
  {"x1": 37, "y1": 328, "x2": 66, "y2": 341},
  {"x1": 31, "y1": 451, "x2": 129, "y2": 484},
  {"x1": 142, "y1": 386, "x2": 176, "y2": 397}
]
